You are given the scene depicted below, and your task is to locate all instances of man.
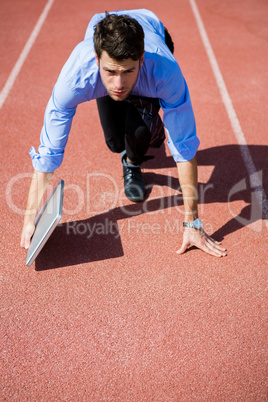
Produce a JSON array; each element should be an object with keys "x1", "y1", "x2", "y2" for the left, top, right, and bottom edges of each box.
[{"x1": 20, "y1": 9, "x2": 226, "y2": 257}]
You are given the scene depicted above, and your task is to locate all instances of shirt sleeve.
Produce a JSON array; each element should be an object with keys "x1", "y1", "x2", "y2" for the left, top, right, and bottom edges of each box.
[
  {"x1": 30, "y1": 41, "x2": 98, "y2": 172},
  {"x1": 30, "y1": 88, "x2": 77, "y2": 172},
  {"x1": 155, "y1": 54, "x2": 200, "y2": 162},
  {"x1": 160, "y1": 78, "x2": 200, "y2": 162}
]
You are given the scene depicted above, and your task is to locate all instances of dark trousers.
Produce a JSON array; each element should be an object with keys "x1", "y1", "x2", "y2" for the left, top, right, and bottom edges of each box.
[
  {"x1": 97, "y1": 96, "x2": 160, "y2": 164},
  {"x1": 96, "y1": 28, "x2": 174, "y2": 165}
]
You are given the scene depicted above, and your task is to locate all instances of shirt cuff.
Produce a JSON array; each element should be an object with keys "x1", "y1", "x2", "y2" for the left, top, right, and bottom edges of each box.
[
  {"x1": 167, "y1": 135, "x2": 200, "y2": 162},
  {"x1": 29, "y1": 146, "x2": 64, "y2": 172}
]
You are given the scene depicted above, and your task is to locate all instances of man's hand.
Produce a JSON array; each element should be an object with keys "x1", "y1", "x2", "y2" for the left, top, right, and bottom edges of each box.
[
  {"x1": 177, "y1": 228, "x2": 227, "y2": 257},
  {"x1": 20, "y1": 222, "x2": 35, "y2": 250},
  {"x1": 175, "y1": 157, "x2": 227, "y2": 257},
  {"x1": 20, "y1": 170, "x2": 53, "y2": 250}
]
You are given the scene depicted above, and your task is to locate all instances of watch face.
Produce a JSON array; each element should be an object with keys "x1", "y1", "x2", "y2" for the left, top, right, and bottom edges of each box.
[
  {"x1": 194, "y1": 219, "x2": 202, "y2": 229},
  {"x1": 183, "y1": 219, "x2": 202, "y2": 229}
]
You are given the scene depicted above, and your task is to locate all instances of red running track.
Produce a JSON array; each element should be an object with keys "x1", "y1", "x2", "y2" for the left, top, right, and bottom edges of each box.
[{"x1": 1, "y1": 0, "x2": 267, "y2": 400}]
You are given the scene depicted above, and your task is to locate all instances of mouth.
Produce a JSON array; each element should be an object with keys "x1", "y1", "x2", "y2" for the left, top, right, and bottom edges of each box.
[{"x1": 111, "y1": 90, "x2": 127, "y2": 96}]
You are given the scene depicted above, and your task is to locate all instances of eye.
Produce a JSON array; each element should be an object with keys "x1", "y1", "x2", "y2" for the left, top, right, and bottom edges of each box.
[{"x1": 104, "y1": 69, "x2": 115, "y2": 75}]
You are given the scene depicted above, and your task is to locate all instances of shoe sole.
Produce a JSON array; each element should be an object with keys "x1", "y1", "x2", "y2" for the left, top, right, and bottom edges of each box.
[{"x1": 125, "y1": 193, "x2": 145, "y2": 203}]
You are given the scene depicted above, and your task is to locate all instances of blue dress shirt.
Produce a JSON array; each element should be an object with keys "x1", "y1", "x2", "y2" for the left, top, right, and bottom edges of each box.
[{"x1": 30, "y1": 9, "x2": 199, "y2": 172}]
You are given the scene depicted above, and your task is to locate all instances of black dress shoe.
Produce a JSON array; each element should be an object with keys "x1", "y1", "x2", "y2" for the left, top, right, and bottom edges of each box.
[{"x1": 123, "y1": 165, "x2": 145, "y2": 202}]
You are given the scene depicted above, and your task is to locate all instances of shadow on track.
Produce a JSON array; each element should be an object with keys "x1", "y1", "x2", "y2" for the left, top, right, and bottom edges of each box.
[{"x1": 35, "y1": 143, "x2": 267, "y2": 270}]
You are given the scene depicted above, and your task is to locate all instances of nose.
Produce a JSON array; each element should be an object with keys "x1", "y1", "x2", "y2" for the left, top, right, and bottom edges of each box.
[{"x1": 114, "y1": 74, "x2": 125, "y2": 89}]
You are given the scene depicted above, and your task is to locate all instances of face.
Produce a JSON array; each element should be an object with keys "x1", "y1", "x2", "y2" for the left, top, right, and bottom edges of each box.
[{"x1": 96, "y1": 50, "x2": 144, "y2": 101}]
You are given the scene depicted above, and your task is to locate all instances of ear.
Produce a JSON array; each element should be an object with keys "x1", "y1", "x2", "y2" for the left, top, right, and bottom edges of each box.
[
  {"x1": 139, "y1": 51, "x2": 145, "y2": 68},
  {"x1": 94, "y1": 51, "x2": 99, "y2": 66}
]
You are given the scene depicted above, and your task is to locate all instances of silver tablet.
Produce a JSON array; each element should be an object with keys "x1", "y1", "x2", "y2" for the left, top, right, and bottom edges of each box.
[{"x1": 26, "y1": 179, "x2": 64, "y2": 266}]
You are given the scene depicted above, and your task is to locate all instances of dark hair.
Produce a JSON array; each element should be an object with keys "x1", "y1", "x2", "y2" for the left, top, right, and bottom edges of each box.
[{"x1": 94, "y1": 12, "x2": 144, "y2": 60}]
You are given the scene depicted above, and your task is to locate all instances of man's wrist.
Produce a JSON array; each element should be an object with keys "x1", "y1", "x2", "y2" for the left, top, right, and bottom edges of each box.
[
  {"x1": 23, "y1": 211, "x2": 37, "y2": 225},
  {"x1": 183, "y1": 212, "x2": 198, "y2": 223},
  {"x1": 183, "y1": 218, "x2": 202, "y2": 230}
]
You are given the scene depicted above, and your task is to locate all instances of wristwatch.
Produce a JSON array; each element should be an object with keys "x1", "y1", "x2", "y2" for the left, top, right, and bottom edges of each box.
[{"x1": 183, "y1": 218, "x2": 202, "y2": 230}]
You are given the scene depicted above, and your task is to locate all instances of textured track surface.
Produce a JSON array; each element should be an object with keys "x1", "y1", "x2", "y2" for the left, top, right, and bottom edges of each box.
[{"x1": 1, "y1": 0, "x2": 267, "y2": 400}]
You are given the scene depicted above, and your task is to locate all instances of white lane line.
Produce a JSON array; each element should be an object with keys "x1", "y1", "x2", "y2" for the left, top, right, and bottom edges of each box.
[
  {"x1": 0, "y1": 0, "x2": 55, "y2": 109},
  {"x1": 189, "y1": 0, "x2": 268, "y2": 227}
]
